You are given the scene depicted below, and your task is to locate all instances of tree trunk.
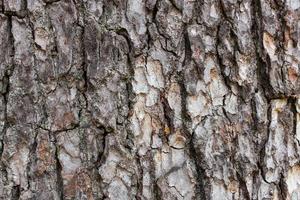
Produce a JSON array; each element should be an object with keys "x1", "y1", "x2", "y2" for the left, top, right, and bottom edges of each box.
[{"x1": 0, "y1": 0, "x2": 300, "y2": 199}]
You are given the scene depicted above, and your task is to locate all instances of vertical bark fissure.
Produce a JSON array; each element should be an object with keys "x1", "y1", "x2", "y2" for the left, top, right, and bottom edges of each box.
[
  {"x1": 274, "y1": 0, "x2": 288, "y2": 96},
  {"x1": 251, "y1": 0, "x2": 273, "y2": 99},
  {"x1": 288, "y1": 96, "x2": 298, "y2": 151},
  {"x1": 134, "y1": 153, "x2": 143, "y2": 200},
  {"x1": 94, "y1": 126, "x2": 108, "y2": 168},
  {"x1": 278, "y1": 172, "x2": 288, "y2": 200},
  {"x1": 236, "y1": 171, "x2": 251, "y2": 200},
  {"x1": 1, "y1": 0, "x2": 3, "y2": 13},
  {"x1": 119, "y1": 28, "x2": 135, "y2": 154},
  {"x1": 11, "y1": 185, "x2": 20, "y2": 200},
  {"x1": 149, "y1": 151, "x2": 162, "y2": 200},
  {"x1": 53, "y1": 133, "x2": 64, "y2": 200},
  {"x1": 25, "y1": 130, "x2": 38, "y2": 192},
  {"x1": 78, "y1": 2, "x2": 89, "y2": 111},
  {"x1": 216, "y1": 23, "x2": 232, "y2": 93},
  {"x1": 251, "y1": 0, "x2": 274, "y2": 187},
  {"x1": 180, "y1": 28, "x2": 207, "y2": 200},
  {"x1": 1, "y1": 15, "x2": 15, "y2": 159},
  {"x1": 257, "y1": 101, "x2": 272, "y2": 184}
]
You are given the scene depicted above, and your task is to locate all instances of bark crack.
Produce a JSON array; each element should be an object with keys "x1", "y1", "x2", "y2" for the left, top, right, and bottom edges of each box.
[
  {"x1": 53, "y1": 133, "x2": 64, "y2": 200},
  {"x1": 0, "y1": 15, "x2": 15, "y2": 160},
  {"x1": 176, "y1": 24, "x2": 209, "y2": 199}
]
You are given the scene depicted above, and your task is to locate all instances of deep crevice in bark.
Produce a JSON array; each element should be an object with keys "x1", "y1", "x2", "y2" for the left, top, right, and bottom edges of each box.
[
  {"x1": 53, "y1": 134, "x2": 64, "y2": 200},
  {"x1": 258, "y1": 101, "x2": 272, "y2": 185},
  {"x1": 11, "y1": 185, "x2": 20, "y2": 200},
  {"x1": 251, "y1": 0, "x2": 273, "y2": 100},
  {"x1": 278, "y1": 172, "x2": 288, "y2": 200},
  {"x1": 1, "y1": 15, "x2": 15, "y2": 160},
  {"x1": 178, "y1": 26, "x2": 208, "y2": 200},
  {"x1": 236, "y1": 171, "x2": 251, "y2": 200}
]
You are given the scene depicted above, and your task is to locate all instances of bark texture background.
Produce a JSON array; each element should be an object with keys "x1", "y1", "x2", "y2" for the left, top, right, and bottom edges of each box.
[{"x1": 0, "y1": 0, "x2": 300, "y2": 199}]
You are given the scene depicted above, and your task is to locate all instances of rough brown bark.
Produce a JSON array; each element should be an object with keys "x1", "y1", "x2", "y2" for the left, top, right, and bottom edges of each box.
[{"x1": 0, "y1": 0, "x2": 300, "y2": 199}]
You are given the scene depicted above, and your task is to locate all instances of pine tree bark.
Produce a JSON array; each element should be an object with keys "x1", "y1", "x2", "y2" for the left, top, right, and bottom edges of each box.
[{"x1": 0, "y1": 0, "x2": 300, "y2": 199}]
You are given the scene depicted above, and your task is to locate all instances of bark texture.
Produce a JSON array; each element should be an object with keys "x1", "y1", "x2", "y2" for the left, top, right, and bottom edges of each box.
[{"x1": 0, "y1": 0, "x2": 300, "y2": 199}]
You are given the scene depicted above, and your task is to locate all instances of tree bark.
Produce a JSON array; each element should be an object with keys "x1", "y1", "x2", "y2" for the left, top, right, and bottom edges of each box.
[{"x1": 0, "y1": 0, "x2": 300, "y2": 199}]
